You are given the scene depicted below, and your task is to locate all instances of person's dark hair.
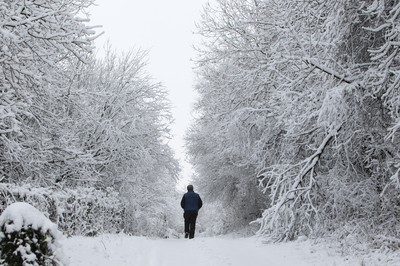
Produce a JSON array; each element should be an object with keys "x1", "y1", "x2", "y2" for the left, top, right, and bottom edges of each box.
[{"x1": 187, "y1": 184, "x2": 194, "y2": 192}]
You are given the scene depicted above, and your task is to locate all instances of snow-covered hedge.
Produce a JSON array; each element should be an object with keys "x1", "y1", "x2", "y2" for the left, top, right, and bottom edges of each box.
[
  {"x1": 0, "y1": 202, "x2": 65, "y2": 265},
  {"x1": 0, "y1": 184, "x2": 124, "y2": 236}
]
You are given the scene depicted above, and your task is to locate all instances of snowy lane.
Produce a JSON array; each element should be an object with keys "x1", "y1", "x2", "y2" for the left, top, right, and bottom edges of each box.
[{"x1": 62, "y1": 235, "x2": 362, "y2": 266}]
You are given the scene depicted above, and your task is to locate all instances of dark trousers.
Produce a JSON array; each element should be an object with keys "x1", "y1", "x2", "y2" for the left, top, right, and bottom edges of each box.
[{"x1": 184, "y1": 212, "x2": 198, "y2": 239}]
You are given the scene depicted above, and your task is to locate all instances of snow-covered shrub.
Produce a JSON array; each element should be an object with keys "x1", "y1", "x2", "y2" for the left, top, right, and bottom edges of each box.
[
  {"x1": 56, "y1": 187, "x2": 124, "y2": 236},
  {"x1": 0, "y1": 183, "x2": 124, "y2": 236},
  {"x1": 121, "y1": 180, "x2": 181, "y2": 238},
  {"x1": 196, "y1": 202, "x2": 226, "y2": 236},
  {"x1": 0, "y1": 202, "x2": 66, "y2": 266}
]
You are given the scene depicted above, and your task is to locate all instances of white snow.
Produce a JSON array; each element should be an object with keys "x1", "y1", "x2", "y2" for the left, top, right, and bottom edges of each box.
[
  {"x1": 0, "y1": 202, "x2": 58, "y2": 235},
  {"x1": 62, "y1": 234, "x2": 400, "y2": 266},
  {"x1": 2, "y1": 205, "x2": 399, "y2": 266}
]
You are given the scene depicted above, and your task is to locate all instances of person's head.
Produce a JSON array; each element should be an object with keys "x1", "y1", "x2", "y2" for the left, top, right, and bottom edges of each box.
[{"x1": 187, "y1": 184, "x2": 194, "y2": 192}]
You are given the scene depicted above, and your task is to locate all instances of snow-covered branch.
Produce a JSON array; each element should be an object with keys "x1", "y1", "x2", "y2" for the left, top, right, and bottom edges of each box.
[{"x1": 305, "y1": 59, "x2": 355, "y2": 84}]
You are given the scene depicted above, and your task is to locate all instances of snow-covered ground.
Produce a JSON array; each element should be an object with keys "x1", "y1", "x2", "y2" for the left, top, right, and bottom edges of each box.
[{"x1": 62, "y1": 234, "x2": 400, "y2": 266}]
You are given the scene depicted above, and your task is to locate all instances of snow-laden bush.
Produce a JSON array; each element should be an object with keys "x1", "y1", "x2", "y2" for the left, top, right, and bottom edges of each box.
[
  {"x1": 0, "y1": 184, "x2": 124, "y2": 236},
  {"x1": 0, "y1": 202, "x2": 66, "y2": 266},
  {"x1": 120, "y1": 180, "x2": 182, "y2": 238}
]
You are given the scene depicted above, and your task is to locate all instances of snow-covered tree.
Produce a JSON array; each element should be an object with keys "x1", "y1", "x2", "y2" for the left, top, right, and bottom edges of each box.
[
  {"x1": 70, "y1": 47, "x2": 180, "y2": 236},
  {"x1": 1, "y1": 1, "x2": 180, "y2": 237},
  {"x1": 0, "y1": 0, "x2": 97, "y2": 185},
  {"x1": 190, "y1": 0, "x2": 400, "y2": 245}
]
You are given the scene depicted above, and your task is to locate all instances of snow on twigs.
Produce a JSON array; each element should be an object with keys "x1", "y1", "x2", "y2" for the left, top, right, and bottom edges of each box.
[{"x1": 317, "y1": 84, "x2": 354, "y2": 130}]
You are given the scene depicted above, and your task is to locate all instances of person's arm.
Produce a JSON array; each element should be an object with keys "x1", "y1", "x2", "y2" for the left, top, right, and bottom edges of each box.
[
  {"x1": 180, "y1": 195, "x2": 185, "y2": 209},
  {"x1": 198, "y1": 195, "x2": 203, "y2": 209}
]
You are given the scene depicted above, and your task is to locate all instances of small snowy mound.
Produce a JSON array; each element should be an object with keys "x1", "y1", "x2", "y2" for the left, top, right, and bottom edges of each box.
[{"x1": 0, "y1": 202, "x2": 66, "y2": 266}]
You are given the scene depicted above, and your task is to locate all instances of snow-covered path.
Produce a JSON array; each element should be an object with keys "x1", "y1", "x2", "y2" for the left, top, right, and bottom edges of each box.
[{"x1": 61, "y1": 234, "x2": 373, "y2": 266}]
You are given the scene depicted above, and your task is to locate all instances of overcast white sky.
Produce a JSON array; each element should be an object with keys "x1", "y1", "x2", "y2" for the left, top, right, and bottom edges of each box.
[{"x1": 88, "y1": 1, "x2": 210, "y2": 182}]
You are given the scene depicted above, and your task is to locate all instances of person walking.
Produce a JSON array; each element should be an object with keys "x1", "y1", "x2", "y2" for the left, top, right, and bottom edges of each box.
[{"x1": 180, "y1": 184, "x2": 203, "y2": 239}]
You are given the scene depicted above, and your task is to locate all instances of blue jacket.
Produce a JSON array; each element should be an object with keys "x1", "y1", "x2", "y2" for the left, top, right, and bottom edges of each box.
[{"x1": 181, "y1": 191, "x2": 203, "y2": 214}]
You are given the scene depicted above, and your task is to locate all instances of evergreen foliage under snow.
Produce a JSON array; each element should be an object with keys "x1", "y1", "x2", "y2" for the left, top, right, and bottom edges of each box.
[{"x1": 0, "y1": 202, "x2": 65, "y2": 266}]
